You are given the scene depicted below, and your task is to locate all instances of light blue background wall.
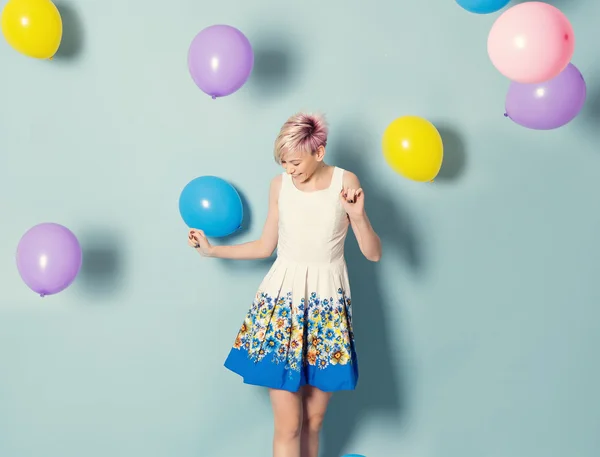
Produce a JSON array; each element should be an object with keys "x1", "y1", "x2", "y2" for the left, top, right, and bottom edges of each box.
[{"x1": 1, "y1": 0, "x2": 599, "y2": 456}]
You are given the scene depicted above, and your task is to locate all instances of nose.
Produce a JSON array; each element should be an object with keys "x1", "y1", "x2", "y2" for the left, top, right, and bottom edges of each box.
[{"x1": 286, "y1": 166, "x2": 295, "y2": 175}]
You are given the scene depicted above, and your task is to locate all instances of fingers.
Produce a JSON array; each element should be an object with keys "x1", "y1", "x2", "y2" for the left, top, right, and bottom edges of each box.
[
  {"x1": 340, "y1": 188, "x2": 363, "y2": 203},
  {"x1": 188, "y1": 228, "x2": 206, "y2": 248},
  {"x1": 340, "y1": 189, "x2": 354, "y2": 203},
  {"x1": 189, "y1": 229, "x2": 206, "y2": 238},
  {"x1": 188, "y1": 234, "x2": 199, "y2": 248}
]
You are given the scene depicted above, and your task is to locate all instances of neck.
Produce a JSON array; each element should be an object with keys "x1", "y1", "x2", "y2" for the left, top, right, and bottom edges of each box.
[
  {"x1": 304, "y1": 163, "x2": 332, "y2": 187},
  {"x1": 314, "y1": 162, "x2": 328, "y2": 174}
]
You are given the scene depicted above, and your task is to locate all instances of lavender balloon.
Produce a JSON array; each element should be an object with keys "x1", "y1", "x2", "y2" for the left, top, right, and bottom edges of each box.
[
  {"x1": 505, "y1": 63, "x2": 587, "y2": 130},
  {"x1": 16, "y1": 223, "x2": 83, "y2": 297},
  {"x1": 187, "y1": 25, "x2": 254, "y2": 99}
]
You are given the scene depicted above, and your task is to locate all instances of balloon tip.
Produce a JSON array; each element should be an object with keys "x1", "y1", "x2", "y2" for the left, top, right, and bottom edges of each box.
[
  {"x1": 40, "y1": 293, "x2": 45, "y2": 298},
  {"x1": 503, "y1": 112, "x2": 508, "y2": 117},
  {"x1": 211, "y1": 95, "x2": 217, "y2": 100}
]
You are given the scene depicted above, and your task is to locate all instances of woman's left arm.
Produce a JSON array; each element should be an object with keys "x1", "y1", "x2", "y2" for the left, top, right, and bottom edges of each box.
[{"x1": 341, "y1": 171, "x2": 382, "y2": 262}]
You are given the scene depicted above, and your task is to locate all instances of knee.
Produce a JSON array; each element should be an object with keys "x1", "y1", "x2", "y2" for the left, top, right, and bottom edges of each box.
[
  {"x1": 302, "y1": 412, "x2": 326, "y2": 433},
  {"x1": 274, "y1": 417, "x2": 302, "y2": 441}
]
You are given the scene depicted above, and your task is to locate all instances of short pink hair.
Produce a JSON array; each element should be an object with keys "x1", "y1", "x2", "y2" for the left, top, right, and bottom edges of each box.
[{"x1": 273, "y1": 112, "x2": 329, "y2": 164}]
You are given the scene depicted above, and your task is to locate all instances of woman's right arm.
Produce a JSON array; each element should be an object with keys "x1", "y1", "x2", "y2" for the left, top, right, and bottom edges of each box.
[{"x1": 189, "y1": 175, "x2": 281, "y2": 260}]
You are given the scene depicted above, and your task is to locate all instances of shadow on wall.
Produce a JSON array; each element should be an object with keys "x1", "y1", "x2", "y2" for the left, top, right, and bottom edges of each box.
[
  {"x1": 581, "y1": 75, "x2": 600, "y2": 136},
  {"x1": 321, "y1": 121, "x2": 425, "y2": 457},
  {"x1": 76, "y1": 228, "x2": 125, "y2": 299},
  {"x1": 218, "y1": 186, "x2": 275, "y2": 271},
  {"x1": 435, "y1": 123, "x2": 468, "y2": 182},
  {"x1": 52, "y1": 2, "x2": 85, "y2": 61},
  {"x1": 245, "y1": 30, "x2": 299, "y2": 99}
]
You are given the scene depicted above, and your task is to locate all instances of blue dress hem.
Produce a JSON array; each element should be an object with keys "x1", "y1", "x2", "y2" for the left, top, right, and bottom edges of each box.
[{"x1": 224, "y1": 347, "x2": 358, "y2": 393}]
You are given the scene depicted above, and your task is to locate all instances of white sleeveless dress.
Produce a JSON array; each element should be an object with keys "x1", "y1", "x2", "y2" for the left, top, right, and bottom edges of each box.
[{"x1": 224, "y1": 166, "x2": 359, "y2": 392}]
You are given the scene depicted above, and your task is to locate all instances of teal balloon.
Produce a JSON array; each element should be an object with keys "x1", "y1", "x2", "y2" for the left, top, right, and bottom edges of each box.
[
  {"x1": 456, "y1": 0, "x2": 510, "y2": 14},
  {"x1": 178, "y1": 176, "x2": 243, "y2": 238}
]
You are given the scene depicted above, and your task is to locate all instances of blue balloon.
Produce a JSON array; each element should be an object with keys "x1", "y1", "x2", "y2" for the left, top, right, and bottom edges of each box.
[
  {"x1": 178, "y1": 176, "x2": 243, "y2": 238},
  {"x1": 455, "y1": 0, "x2": 510, "y2": 14}
]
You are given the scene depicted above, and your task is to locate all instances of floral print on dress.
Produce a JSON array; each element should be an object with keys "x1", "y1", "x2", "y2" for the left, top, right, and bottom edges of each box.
[{"x1": 231, "y1": 288, "x2": 355, "y2": 376}]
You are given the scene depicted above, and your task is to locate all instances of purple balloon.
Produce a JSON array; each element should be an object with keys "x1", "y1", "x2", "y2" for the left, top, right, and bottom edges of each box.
[
  {"x1": 16, "y1": 223, "x2": 83, "y2": 297},
  {"x1": 187, "y1": 24, "x2": 254, "y2": 99},
  {"x1": 505, "y1": 63, "x2": 587, "y2": 130}
]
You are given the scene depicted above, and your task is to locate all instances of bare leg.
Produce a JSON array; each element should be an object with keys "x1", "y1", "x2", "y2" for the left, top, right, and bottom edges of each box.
[
  {"x1": 270, "y1": 388, "x2": 303, "y2": 457},
  {"x1": 300, "y1": 386, "x2": 333, "y2": 457}
]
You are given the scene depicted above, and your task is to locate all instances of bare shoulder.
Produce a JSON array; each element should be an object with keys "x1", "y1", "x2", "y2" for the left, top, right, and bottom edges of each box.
[
  {"x1": 270, "y1": 174, "x2": 282, "y2": 191},
  {"x1": 268, "y1": 174, "x2": 283, "y2": 199},
  {"x1": 342, "y1": 169, "x2": 361, "y2": 188}
]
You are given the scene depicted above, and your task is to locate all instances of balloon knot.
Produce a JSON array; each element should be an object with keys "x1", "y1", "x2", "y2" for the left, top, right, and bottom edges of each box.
[
  {"x1": 40, "y1": 293, "x2": 45, "y2": 298},
  {"x1": 503, "y1": 112, "x2": 508, "y2": 117},
  {"x1": 211, "y1": 95, "x2": 217, "y2": 100}
]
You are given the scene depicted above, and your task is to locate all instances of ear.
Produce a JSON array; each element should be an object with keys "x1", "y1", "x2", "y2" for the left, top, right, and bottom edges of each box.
[{"x1": 314, "y1": 145, "x2": 326, "y2": 161}]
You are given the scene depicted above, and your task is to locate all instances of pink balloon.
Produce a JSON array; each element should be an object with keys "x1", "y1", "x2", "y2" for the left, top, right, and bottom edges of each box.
[{"x1": 487, "y1": 2, "x2": 574, "y2": 84}]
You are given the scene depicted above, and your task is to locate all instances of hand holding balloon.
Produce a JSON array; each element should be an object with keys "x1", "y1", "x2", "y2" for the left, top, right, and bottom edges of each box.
[{"x1": 188, "y1": 229, "x2": 213, "y2": 256}]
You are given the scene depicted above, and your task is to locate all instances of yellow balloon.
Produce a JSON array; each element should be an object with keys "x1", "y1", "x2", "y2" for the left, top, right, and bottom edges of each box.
[
  {"x1": 1, "y1": 0, "x2": 62, "y2": 59},
  {"x1": 382, "y1": 116, "x2": 444, "y2": 182}
]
